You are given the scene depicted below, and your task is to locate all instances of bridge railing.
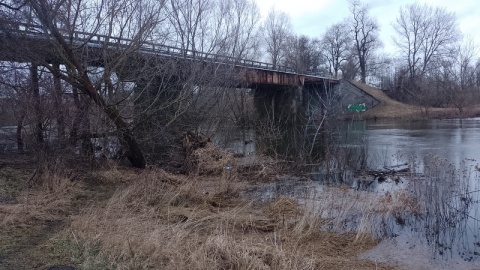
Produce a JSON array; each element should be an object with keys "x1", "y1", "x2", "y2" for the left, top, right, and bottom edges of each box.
[{"x1": 2, "y1": 20, "x2": 333, "y2": 78}]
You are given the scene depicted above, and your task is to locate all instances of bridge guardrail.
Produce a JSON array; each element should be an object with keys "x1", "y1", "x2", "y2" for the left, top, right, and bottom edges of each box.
[{"x1": 1, "y1": 20, "x2": 333, "y2": 79}]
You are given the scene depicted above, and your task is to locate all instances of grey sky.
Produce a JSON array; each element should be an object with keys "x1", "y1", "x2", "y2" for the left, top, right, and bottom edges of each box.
[{"x1": 255, "y1": 0, "x2": 480, "y2": 55}]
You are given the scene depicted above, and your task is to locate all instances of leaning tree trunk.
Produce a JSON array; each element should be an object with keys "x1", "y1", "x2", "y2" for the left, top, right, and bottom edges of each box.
[
  {"x1": 79, "y1": 74, "x2": 146, "y2": 168},
  {"x1": 104, "y1": 106, "x2": 146, "y2": 168},
  {"x1": 30, "y1": 1, "x2": 146, "y2": 168}
]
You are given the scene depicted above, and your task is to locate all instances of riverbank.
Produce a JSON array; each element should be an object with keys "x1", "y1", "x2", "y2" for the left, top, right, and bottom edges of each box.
[
  {"x1": 0, "y1": 151, "x2": 399, "y2": 270},
  {"x1": 342, "y1": 81, "x2": 480, "y2": 120},
  {"x1": 3, "y1": 140, "x2": 480, "y2": 269}
]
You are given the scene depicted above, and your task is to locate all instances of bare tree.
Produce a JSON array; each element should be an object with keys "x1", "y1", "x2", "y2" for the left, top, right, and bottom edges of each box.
[
  {"x1": 9, "y1": 0, "x2": 170, "y2": 168},
  {"x1": 439, "y1": 39, "x2": 479, "y2": 112},
  {"x1": 456, "y1": 40, "x2": 478, "y2": 95},
  {"x1": 0, "y1": 0, "x2": 26, "y2": 12},
  {"x1": 284, "y1": 35, "x2": 322, "y2": 74},
  {"x1": 0, "y1": 63, "x2": 30, "y2": 151},
  {"x1": 476, "y1": 60, "x2": 480, "y2": 88},
  {"x1": 348, "y1": 0, "x2": 381, "y2": 83},
  {"x1": 166, "y1": 0, "x2": 211, "y2": 53},
  {"x1": 131, "y1": 0, "x2": 263, "y2": 164},
  {"x1": 1, "y1": 0, "x2": 266, "y2": 168},
  {"x1": 0, "y1": 61, "x2": 80, "y2": 152},
  {"x1": 262, "y1": 8, "x2": 292, "y2": 68},
  {"x1": 393, "y1": 3, "x2": 460, "y2": 83},
  {"x1": 164, "y1": 0, "x2": 260, "y2": 59},
  {"x1": 321, "y1": 21, "x2": 350, "y2": 78}
]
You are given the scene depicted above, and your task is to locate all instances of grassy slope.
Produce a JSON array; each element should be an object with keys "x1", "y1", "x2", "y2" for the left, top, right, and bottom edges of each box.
[{"x1": 347, "y1": 81, "x2": 480, "y2": 120}]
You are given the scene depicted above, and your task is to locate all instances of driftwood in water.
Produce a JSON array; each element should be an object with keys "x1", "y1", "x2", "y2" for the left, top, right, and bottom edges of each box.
[
  {"x1": 366, "y1": 163, "x2": 409, "y2": 175},
  {"x1": 365, "y1": 163, "x2": 409, "y2": 183}
]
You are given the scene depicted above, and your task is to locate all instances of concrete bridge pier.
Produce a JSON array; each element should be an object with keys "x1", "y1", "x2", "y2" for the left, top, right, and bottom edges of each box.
[
  {"x1": 254, "y1": 85, "x2": 307, "y2": 119},
  {"x1": 253, "y1": 85, "x2": 308, "y2": 158}
]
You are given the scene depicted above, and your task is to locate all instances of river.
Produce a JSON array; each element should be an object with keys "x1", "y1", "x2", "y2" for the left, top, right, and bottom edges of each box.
[
  {"x1": 221, "y1": 118, "x2": 480, "y2": 269},
  {"x1": 337, "y1": 118, "x2": 480, "y2": 171},
  {"x1": 334, "y1": 118, "x2": 480, "y2": 268}
]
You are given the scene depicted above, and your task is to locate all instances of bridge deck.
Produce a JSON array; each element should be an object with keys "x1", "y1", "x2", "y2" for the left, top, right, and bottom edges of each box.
[{"x1": 0, "y1": 21, "x2": 339, "y2": 87}]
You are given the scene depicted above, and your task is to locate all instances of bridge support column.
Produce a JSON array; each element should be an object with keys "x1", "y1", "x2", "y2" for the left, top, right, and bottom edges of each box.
[
  {"x1": 291, "y1": 85, "x2": 305, "y2": 116},
  {"x1": 254, "y1": 85, "x2": 307, "y2": 159}
]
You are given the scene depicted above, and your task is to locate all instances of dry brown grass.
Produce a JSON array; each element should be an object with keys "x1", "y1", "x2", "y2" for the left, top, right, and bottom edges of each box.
[
  {"x1": 0, "y1": 161, "x2": 90, "y2": 269},
  {"x1": 192, "y1": 142, "x2": 236, "y2": 175},
  {"x1": 377, "y1": 190, "x2": 422, "y2": 216},
  {"x1": 92, "y1": 165, "x2": 142, "y2": 184},
  {"x1": 67, "y1": 167, "x2": 397, "y2": 270},
  {"x1": 0, "y1": 149, "x2": 407, "y2": 269},
  {"x1": 0, "y1": 165, "x2": 83, "y2": 226}
]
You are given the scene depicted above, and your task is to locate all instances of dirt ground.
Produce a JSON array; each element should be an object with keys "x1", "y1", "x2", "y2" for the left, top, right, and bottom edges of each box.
[{"x1": 0, "y1": 152, "x2": 398, "y2": 270}]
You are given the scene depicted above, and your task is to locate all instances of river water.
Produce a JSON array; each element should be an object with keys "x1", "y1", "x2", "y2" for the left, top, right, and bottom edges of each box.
[
  {"x1": 333, "y1": 118, "x2": 480, "y2": 268},
  {"x1": 337, "y1": 118, "x2": 480, "y2": 171},
  {"x1": 230, "y1": 118, "x2": 480, "y2": 268}
]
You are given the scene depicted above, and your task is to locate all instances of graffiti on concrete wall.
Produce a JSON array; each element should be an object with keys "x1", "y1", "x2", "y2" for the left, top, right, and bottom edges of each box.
[{"x1": 347, "y1": 103, "x2": 366, "y2": 112}]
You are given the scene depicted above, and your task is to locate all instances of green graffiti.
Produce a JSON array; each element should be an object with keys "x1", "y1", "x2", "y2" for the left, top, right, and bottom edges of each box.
[{"x1": 347, "y1": 103, "x2": 366, "y2": 112}]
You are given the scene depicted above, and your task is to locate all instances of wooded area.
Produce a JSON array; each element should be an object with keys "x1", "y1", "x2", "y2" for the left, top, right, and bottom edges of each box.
[{"x1": 0, "y1": 0, "x2": 479, "y2": 168}]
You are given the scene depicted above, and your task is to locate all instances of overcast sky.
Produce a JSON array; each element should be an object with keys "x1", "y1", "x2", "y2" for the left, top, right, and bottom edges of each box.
[{"x1": 254, "y1": 0, "x2": 480, "y2": 55}]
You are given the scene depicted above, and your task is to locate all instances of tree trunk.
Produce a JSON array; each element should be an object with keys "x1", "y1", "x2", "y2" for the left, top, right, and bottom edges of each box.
[
  {"x1": 16, "y1": 114, "x2": 25, "y2": 152},
  {"x1": 360, "y1": 58, "x2": 367, "y2": 83},
  {"x1": 104, "y1": 106, "x2": 146, "y2": 168},
  {"x1": 79, "y1": 100, "x2": 93, "y2": 156},
  {"x1": 29, "y1": 0, "x2": 147, "y2": 168},
  {"x1": 53, "y1": 63, "x2": 65, "y2": 141},
  {"x1": 31, "y1": 64, "x2": 43, "y2": 143},
  {"x1": 70, "y1": 86, "x2": 81, "y2": 145}
]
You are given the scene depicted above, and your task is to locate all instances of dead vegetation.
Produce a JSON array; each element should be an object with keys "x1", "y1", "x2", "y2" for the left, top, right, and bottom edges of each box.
[
  {"x1": 0, "y1": 158, "x2": 82, "y2": 226},
  {"x1": 0, "y1": 155, "x2": 88, "y2": 269},
  {"x1": 0, "y1": 146, "x2": 401, "y2": 270},
  {"x1": 68, "y1": 168, "x2": 395, "y2": 270}
]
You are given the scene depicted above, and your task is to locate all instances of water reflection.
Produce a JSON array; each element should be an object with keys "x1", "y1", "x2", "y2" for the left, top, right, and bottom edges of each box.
[
  {"x1": 328, "y1": 118, "x2": 480, "y2": 264},
  {"x1": 359, "y1": 118, "x2": 480, "y2": 170}
]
